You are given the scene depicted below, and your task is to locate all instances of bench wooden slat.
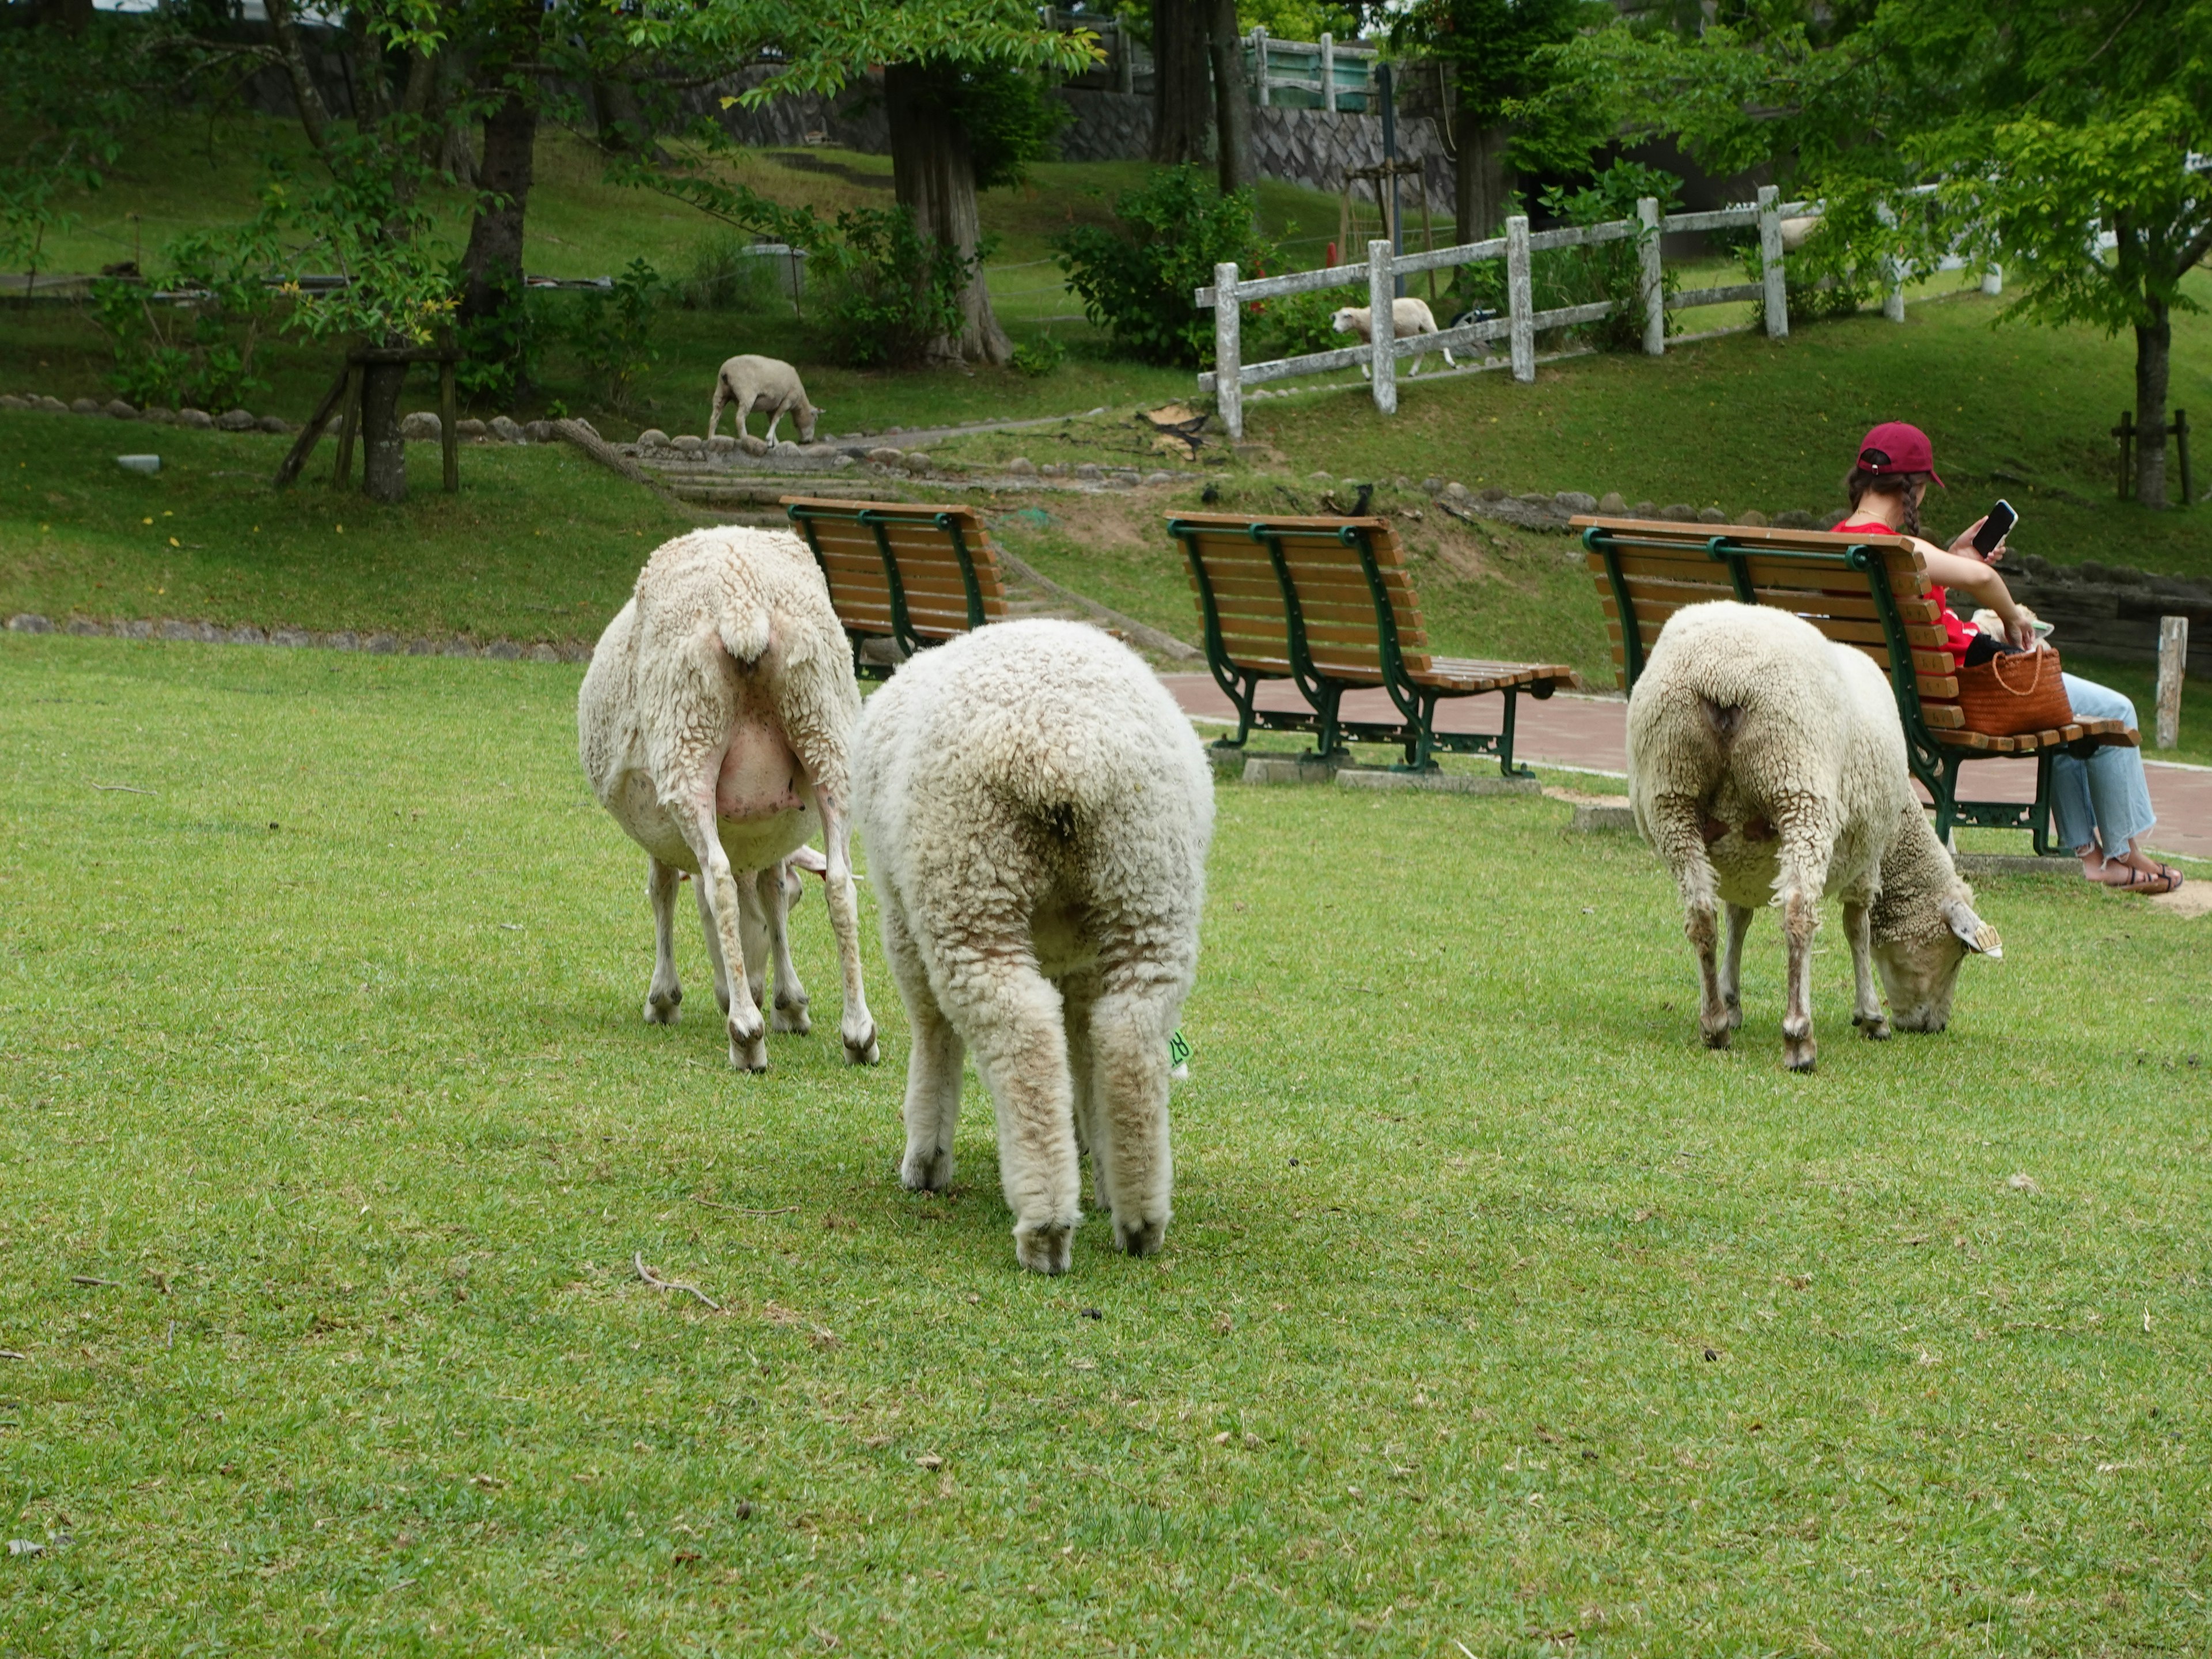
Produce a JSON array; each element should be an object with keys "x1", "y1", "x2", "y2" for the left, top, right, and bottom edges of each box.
[{"x1": 783, "y1": 496, "x2": 1009, "y2": 675}]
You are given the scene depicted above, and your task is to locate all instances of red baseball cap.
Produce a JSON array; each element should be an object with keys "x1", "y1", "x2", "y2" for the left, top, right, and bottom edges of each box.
[{"x1": 1856, "y1": 421, "x2": 1944, "y2": 487}]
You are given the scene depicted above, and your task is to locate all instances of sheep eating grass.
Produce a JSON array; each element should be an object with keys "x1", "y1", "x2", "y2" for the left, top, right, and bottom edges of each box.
[
  {"x1": 853, "y1": 620, "x2": 1215, "y2": 1275},
  {"x1": 1331, "y1": 298, "x2": 1456, "y2": 378},
  {"x1": 578, "y1": 527, "x2": 878, "y2": 1072},
  {"x1": 1627, "y1": 601, "x2": 2001, "y2": 1072},
  {"x1": 707, "y1": 354, "x2": 822, "y2": 445}
]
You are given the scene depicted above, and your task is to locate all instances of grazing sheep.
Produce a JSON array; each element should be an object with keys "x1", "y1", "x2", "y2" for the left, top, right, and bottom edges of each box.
[
  {"x1": 852, "y1": 620, "x2": 1214, "y2": 1275},
  {"x1": 1779, "y1": 215, "x2": 1821, "y2": 253},
  {"x1": 1627, "y1": 601, "x2": 2001, "y2": 1072},
  {"x1": 1332, "y1": 297, "x2": 1456, "y2": 377},
  {"x1": 578, "y1": 527, "x2": 879, "y2": 1071},
  {"x1": 707, "y1": 354, "x2": 821, "y2": 445}
]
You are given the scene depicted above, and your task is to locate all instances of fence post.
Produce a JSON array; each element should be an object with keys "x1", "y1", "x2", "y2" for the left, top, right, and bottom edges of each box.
[
  {"x1": 1637, "y1": 196, "x2": 1665, "y2": 356},
  {"x1": 2156, "y1": 616, "x2": 2188, "y2": 749},
  {"x1": 1368, "y1": 239, "x2": 1397, "y2": 415},
  {"x1": 1252, "y1": 27, "x2": 1268, "y2": 107},
  {"x1": 1981, "y1": 263, "x2": 2002, "y2": 297},
  {"x1": 1213, "y1": 262, "x2": 1242, "y2": 441},
  {"x1": 1320, "y1": 33, "x2": 1335, "y2": 111},
  {"x1": 1758, "y1": 184, "x2": 1789, "y2": 340},
  {"x1": 1506, "y1": 214, "x2": 1534, "y2": 383},
  {"x1": 2175, "y1": 407, "x2": 2193, "y2": 506},
  {"x1": 1876, "y1": 202, "x2": 1907, "y2": 321}
]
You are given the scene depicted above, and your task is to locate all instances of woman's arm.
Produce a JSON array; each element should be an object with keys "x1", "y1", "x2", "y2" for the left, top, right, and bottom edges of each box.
[{"x1": 1919, "y1": 543, "x2": 2033, "y2": 646}]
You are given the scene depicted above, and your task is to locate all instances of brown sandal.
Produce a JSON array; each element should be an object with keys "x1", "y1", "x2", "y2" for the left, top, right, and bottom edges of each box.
[{"x1": 2104, "y1": 862, "x2": 2178, "y2": 895}]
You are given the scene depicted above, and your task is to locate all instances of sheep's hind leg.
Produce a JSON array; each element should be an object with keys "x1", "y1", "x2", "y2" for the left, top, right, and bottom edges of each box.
[
  {"x1": 759, "y1": 863, "x2": 812, "y2": 1035},
  {"x1": 1648, "y1": 794, "x2": 1733, "y2": 1048},
  {"x1": 815, "y1": 791, "x2": 880, "y2": 1066},
  {"x1": 1060, "y1": 970, "x2": 1111, "y2": 1211},
  {"x1": 675, "y1": 801, "x2": 768, "y2": 1071},
  {"x1": 884, "y1": 897, "x2": 963, "y2": 1194},
  {"x1": 1779, "y1": 887, "x2": 1821, "y2": 1072},
  {"x1": 1086, "y1": 968, "x2": 1179, "y2": 1258},
  {"x1": 1844, "y1": 900, "x2": 1889, "y2": 1040},
  {"x1": 692, "y1": 877, "x2": 733, "y2": 1016},
  {"x1": 1719, "y1": 902, "x2": 1753, "y2": 1033},
  {"x1": 643, "y1": 859, "x2": 684, "y2": 1024}
]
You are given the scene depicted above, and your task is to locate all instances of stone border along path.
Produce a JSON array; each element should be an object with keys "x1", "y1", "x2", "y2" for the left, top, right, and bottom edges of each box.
[{"x1": 6, "y1": 612, "x2": 590, "y2": 662}]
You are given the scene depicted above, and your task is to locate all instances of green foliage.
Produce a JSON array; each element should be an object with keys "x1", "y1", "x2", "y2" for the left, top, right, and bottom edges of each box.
[
  {"x1": 1009, "y1": 334, "x2": 1066, "y2": 377},
  {"x1": 1245, "y1": 285, "x2": 1346, "y2": 361},
  {"x1": 1534, "y1": 160, "x2": 1682, "y2": 351},
  {"x1": 940, "y1": 63, "x2": 1070, "y2": 193},
  {"x1": 1391, "y1": 0, "x2": 1612, "y2": 175},
  {"x1": 567, "y1": 258, "x2": 664, "y2": 412},
  {"x1": 450, "y1": 271, "x2": 540, "y2": 406},
  {"x1": 85, "y1": 226, "x2": 279, "y2": 411},
  {"x1": 1054, "y1": 166, "x2": 1268, "y2": 366},
  {"x1": 676, "y1": 231, "x2": 785, "y2": 313},
  {"x1": 817, "y1": 207, "x2": 976, "y2": 368},
  {"x1": 0, "y1": 16, "x2": 152, "y2": 272}
]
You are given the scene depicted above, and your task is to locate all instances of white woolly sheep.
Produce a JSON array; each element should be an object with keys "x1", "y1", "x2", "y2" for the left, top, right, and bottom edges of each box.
[
  {"x1": 1627, "y1": 601, "x2": 2001, "y2": 1071},
  {"x1": 707, "y1": 354, "x2": 821, "y2": 445},
  {"x1": 851, "y1": 620, "x2": 1215, "y2": 1275},
  {"x1": 1332, "y1": 297, "x2": 1456, "y2": 377},
  {"x1": 578, "y1": 527, "x2": 878, "y2": 1071}
]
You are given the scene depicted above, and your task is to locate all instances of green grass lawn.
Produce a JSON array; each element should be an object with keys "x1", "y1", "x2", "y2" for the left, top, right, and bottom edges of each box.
[{"x1": 3, "y1": 634, "x2": 2208, "y2": 1654}]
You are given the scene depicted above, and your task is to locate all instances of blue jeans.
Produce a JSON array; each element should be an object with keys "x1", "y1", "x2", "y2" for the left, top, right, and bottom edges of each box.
[{"x1": 2051, "y1": 673, "x2": 2155, "y2": 853}]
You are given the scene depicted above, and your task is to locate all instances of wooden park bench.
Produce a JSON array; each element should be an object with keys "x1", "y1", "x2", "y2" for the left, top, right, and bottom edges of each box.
[
  {"x1": 1573, "y1": 514, "x2": 2139, "y2": 853},
  {"x1": 782, "y1": 498, "x2": 1007, "y2": 677},
  {"x1": 1165, "y1": 512, "x2": 1575, "y2": 774}
]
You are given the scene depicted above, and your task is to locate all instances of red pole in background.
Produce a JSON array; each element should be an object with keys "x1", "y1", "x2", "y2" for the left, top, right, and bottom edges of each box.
[{"x1": 1326, "y1": 240, "x2": 1338, "y2": 267}]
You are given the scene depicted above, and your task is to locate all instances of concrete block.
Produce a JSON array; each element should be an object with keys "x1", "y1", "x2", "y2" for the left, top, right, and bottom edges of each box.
[
  {"x1": 1244, "y1": 755, "x2": 1342, "y2": 786},
  {"x1": 1334, "y1": 767, "x2": 1541, "y2": 797}
]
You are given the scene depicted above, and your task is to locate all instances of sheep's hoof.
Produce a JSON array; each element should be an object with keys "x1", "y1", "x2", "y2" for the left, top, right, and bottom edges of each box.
[
  {"x1": 901, "y1": 1145, "x2": 953, "y2": 1193},
  {"x1": 1853, "y1": 1012, "x2": 1892, "y2": 1041},
  {"x1": 643, "y1": 987, "x2": 681, "y2": 1025},
  {"x1": 1699, "y1": 1019, "x2": 1733, "y2": 1051},
  {"x1": 772, "y1": 991, "x2": 811, "y2": 1035},
  {"x1": 1723, "y1": 994, "x2": 1743, "y2": 1031},
  {"x1": 1113, "y1": 1214, "x2": 1166, "y2": 1258},
  {"x1": 1014, "y1": 1222, "x2": 1073, "y2": 1277},
  {"x1": 727, "y1": 1017, "x2": 768, "y2": 1074},
  {"x1": 843, "y1": 1024, "x2": 880, "y2": 1067},
  {"x1": 1783, "y1": 1036, "x2": 1817, "y2": 1073}
]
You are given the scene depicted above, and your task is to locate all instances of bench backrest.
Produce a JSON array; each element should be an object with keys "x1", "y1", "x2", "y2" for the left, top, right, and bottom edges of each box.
[
  {"x1": 781, "y1": 497, "x2": 1007, "y2": 660},
  {"x1": 1166, "y1": 513, "x2": 1438, "y2": 685},
  {"x1": 1571, "y1": 516, "x2": 1968, "y2": 732}
]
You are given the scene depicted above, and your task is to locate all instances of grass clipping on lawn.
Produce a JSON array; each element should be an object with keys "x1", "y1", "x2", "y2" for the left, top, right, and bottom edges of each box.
[{"x1": 1, "y1": 635, "x2": 2208, "y2": 1654}]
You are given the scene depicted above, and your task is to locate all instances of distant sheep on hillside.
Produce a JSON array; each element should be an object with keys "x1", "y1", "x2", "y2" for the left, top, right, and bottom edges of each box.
[{"x1": 1332, "y1": 298, "x2": 1455, "y2": 377}]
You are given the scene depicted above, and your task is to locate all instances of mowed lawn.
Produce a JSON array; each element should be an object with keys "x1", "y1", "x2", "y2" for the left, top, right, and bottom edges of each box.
[{"x1": 2, "y1": 637, "x2": 2209, "y2": 1656}]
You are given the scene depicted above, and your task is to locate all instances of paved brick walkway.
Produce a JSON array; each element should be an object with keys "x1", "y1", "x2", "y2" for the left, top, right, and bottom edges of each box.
[{"x1": 1158, "y1": 674, "x2": 2212, "y2": 861}]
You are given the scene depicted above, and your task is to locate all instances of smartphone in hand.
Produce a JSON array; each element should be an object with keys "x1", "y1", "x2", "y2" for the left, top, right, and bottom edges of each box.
[{"x1": 1972, "y1": 498, "x2": 2018, "y2": 555}]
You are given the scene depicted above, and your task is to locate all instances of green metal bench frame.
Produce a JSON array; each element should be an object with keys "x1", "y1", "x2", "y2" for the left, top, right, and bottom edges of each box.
[
  {"x1": 1581, "y1": 522, "x2": 2124, "y2": 855},
  {"x1": 1170, "y1": 515, "x2": 1561, "y2": 777},
  {"x1": 783, "y1": 500, "x2": 990, "y2": 679}
]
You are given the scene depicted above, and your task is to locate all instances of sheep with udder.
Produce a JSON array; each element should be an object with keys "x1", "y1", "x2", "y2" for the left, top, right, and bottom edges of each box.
[
  {"x1": 1627, "y1": 600, "x2": 2001, "y2": 1072},
  {"x1": 578, "y1": 526, "x2": 879, "y2": 1072},
  {"x1": 852, "y1": 620, "x2": 1214, "y2": 1275},
  {"x1": 1332, "y1": 297, "x2": 1456, "y2": 377},
  {"x1": 707, "y1": 354, "x2": 822, "y2": 445}
]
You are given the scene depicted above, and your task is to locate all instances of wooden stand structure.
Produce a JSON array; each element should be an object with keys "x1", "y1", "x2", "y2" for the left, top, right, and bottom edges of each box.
[{"x1": 273, "y1": 345, "x2": 460, "y2": 494}]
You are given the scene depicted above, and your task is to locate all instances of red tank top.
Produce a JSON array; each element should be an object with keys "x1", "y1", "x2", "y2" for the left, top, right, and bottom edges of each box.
[{"x1": 1832, "y1": 517, "x2": 1978, "y2": 668}]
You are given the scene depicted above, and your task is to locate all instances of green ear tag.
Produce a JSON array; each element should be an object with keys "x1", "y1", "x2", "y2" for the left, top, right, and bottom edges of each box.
[{"x1": 1167, "y1": 1028, "x2": 1192, "y2": 1068}]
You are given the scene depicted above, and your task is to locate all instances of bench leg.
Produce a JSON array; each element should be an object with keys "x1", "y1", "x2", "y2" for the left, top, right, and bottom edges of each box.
[
  {"x1": 1495, "y1": 688, "x2": 1533, "y2": 779},
  {"x1": 1931, "y1": 755, "x2": 1963, "y2": 849},
  {"x1": 2029, "y1": 749, "x2": 2056, "y2": 857},
  {"x1": 1311, "y1": 684, "x2": 1348, "y2": 762}
]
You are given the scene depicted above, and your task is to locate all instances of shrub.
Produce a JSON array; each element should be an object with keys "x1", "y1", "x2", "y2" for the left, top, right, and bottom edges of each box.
[
  {"x1": 1737, "y1": 192, "x2": 1887, "y2": 328},
  {"x1": 451, "y1": 269, "x2": 540, "y2": 405},
  {"x1": 88, "y1": 229, "x2": 274, "y2": 411},
  {"x1": 568, "y1": 258, "x2": 662, "y2": 412},
  {"x1": 1055, "y1": 166, "x2": 1268, "y2": 367},
  {"x1": 815, "y1": 206, "x2": 974, "y2": 369},
  {"x1": 1532, "y1": 160, "x2": 1683, "y2": 352},
  {"x1": 1245, "y1": 285, "x2": 1347, "y2": 362},
  {"x1": 1009, "y1": 334, "x2": 1066, "y2": 377},
  {"x1": 678, "y1": 232, "x2": 785, "y2": 313}
]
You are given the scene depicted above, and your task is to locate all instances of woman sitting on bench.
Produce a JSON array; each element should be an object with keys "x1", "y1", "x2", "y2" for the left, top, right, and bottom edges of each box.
[{"x1": 1834, "y1": 421, "x2": 2180, "y2": 896}]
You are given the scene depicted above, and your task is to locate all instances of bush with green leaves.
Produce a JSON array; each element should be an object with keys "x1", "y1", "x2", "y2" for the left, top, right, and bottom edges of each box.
[
  {"x1": 1736, "y1": 189, "x2": 1889, "y2": 328},
  {"x1": 566, "y1": 259, "x2": 664, "y2": 414},
  {"x1": 88, "y1": 228, "x2": 276, "y2": 411},
  {"x1": 1532, "y1": 160, "x2": 1683, "y2": 351},
  {"x1": 1245, "y1": 285, "x2": 1348, "y2": 362},
  {"x1": 677, "y1": 232, "x2": 787, "y2": 313},
  {"x1": 1009, "y1": 334, "x2": 1066, "y2": 377},
  {"x1": 1054, "y1": 166, "x2": 1268, "y2": 367},
  {"x1": 815, "y1": 207, "x2": 975, "y2": 369},
  {"x1": 450, "y1": 270, "x2": 540, "y2": 406}
]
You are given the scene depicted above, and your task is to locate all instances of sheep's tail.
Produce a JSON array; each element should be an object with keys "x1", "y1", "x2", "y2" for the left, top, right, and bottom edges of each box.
[
  {"x1": 1699, "y1": 695, "x2": 1746, "y2": 744},
  {"x1": 716, "y1": 591, "x2": 772, "y2": 666}
]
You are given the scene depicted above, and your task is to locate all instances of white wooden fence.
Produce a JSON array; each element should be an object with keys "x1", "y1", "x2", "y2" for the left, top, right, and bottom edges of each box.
[
  {"x1": 1247, "y1": 30, "x2": 1374, "y2": 111},
  {"x1": 1195, "y1": 186, "x2": 2003, "y2": 440}
]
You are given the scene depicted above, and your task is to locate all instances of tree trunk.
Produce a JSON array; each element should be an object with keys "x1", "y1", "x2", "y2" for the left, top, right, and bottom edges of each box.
[
  {"x1": 1453, "y1": 121, "x2": 1514, "y2": 242},
  {"x1": 1150, "y1": 0, "x2": 1214, "y2": 166},
  {"x1": 1205, "y1": 0, "x2": 1251, "y2": 196},
  {"x1": 458, "y1": 87, "x2": 540, "y2": 325},
  {"x1": 592, "y1": 77, "x2": 649, "y2": 154},
  {"x1": 31, "y1": 0, "x2": 93, "y2": 34},
  {"x1": 884, "y1": 63, "x2": 1011, "y2": 367},
  {"x1": 2134, "y1": 296, "x2": 2170, "y2": 507},
  {"x1": 360, "y1": 361, "x2": 407, "y2": 503}
]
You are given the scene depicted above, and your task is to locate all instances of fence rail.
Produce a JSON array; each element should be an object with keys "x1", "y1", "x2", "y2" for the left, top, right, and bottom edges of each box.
[{"x1": 1195, "y1": 188, "x2": 2013, "y2": 438}]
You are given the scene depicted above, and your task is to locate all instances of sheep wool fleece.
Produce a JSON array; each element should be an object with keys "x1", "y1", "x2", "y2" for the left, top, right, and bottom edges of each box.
[
  {"x1": 1627, "y1": 600, "x2": 1995, "y2": 1070},
  {"x1": 578, "y1": 525, "x2": 877, "y2": 1072},
  {"x1": 852, "y1": 620, "x2": 1215, "y2": 1275}
]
